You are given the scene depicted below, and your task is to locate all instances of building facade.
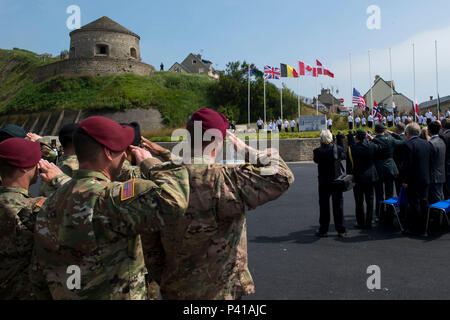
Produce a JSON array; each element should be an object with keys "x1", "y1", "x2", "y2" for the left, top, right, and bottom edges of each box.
[{"x1": 169, "y1": 53, "x2": 220, "y2": 79}]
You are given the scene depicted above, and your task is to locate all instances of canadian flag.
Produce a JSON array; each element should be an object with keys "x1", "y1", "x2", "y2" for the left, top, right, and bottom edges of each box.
[
  {"x1": 316, "y1": 60, "x2": 335, "y2": 78},
  {"x1": 298, "y1": 61, "x2": 318, "y2": 77}
]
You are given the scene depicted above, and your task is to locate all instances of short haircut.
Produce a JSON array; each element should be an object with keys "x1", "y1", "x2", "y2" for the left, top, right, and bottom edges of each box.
[
  {"x1": 58, "y1": 123, "x2": 78, "y2": 149},
  {"x1": 0, "y1": 159, "x2": 16, "y2": 179},
  {"x1": 395, "y1": 122, "x2": 405, "y2": 133},
  {"x1": 428, "y1": 121, "x2": 442, "y2": 136},
  {"x1": 443, "y1": 118, "x2": 450, "y2": 130},
  {"x1": 405, "y1": 122, "x2": 421, "y2": 137},
  {"x1": 72, "y1": 127, "x2": 103, "y2": 163},
  {"x1": 320, "y1": 130, "x2": 333, "y2": 144},
  {"x1": 405, "y1": 118, "x2": 412, "y2": 125}
]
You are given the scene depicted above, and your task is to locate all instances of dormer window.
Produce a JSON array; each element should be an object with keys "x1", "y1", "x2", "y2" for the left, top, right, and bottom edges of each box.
[
  {"x1": 193, "y1": 60, "x2": 197, "y2": 64},
  {"x1": 95, "y1": 44, "x2": 109, "y2": 56}
]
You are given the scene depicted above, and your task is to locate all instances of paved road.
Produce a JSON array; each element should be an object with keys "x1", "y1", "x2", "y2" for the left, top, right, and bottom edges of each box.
[{"x1": 244, "y1": 163, "x2": 450, "y2": 300}]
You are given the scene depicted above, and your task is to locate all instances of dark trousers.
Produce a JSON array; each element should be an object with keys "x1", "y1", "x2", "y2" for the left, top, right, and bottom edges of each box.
[
  {"x1": 349, "y1": 122, "x2": 353, "y2": 130},
  {"x1": 291, "y1": 127, "x2": 295, "y2": 132},
  {"x1": 354, "y1": 182, "x2": 374, "y2": 228},
  {"x1": 406, "y1": 184, "x2": 429, "y2": 232},
  {"x1": 388, "y1": 121, "x2": 393, "y2": 127},
  {"x1": 356, "y1": 123, "x2": 360, "y2": 128},
  {"x1": 429, "y1": 183, "x2": 444, "y2": 205},
  {"x1": 368, "y1": 121, "x2": 373, "y2": 128},
  {"x1": 278, "y1": 125, "x2": 282, "y2": 131},
  {"x1": 285, "y1": 127, "x2": 289, "y2": 132},
  {"x1": 375, "y1": 176, "x2": 394, "y2": 220},
  {"x1": 318, "y1": 184, "x2": 345, "y2": 233},
  {"x1": 328, "y1": 125, "x2": 332, "y2": 131}
]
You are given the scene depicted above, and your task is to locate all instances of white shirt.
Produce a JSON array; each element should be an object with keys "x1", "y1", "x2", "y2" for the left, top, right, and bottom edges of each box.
[
  {"x1": 327, "y1": 119, "x2": 332, "y2": 126},
  {"x1": 267, "y1": 122, "x2": 273, "y2": 131},
  {"x1": 290, "y1": 120, "x2": 296, "y2": 127},
  {"x1": 284, "y1": 120, "x2": 289, "y2": 128},
  {"x1": 387, "y1": 115, "x2": 393, "y2": 122},
  {"x1": 348, "y1": 115, "x2": 353, "y2": 122},
  {"x1": 362, "y1": 118, "x2": 367, "y2": 125},
  {"x1": 277, "y1": 119, "x2": 282, "y2": 125},
  {"x1": 257, "y1": 119, "x2": 263, "y2": 126},
  {"x1": 426, "y1": 112, "x2": 432, "y2": 119},
  {"x1": 368, "y1": 115, "x2": 373, "y2": 122},
  {"x1": 395, "y1": 116, "x2": 401, "y2": 123},
  {"x1": 383, "y1": 116, "x2": 387, "y2": 123},
  {"x1": 402, "y1": 115, "x2": 407, "y2": 122},
  {"x1": 355, "y1": 117, "x2": 361, "y2": 123}
]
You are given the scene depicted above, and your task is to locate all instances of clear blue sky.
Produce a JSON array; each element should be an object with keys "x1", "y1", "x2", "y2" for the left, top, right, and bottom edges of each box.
[{"x1": 1, "y1": 0, "x2": 449, "y2": 104}]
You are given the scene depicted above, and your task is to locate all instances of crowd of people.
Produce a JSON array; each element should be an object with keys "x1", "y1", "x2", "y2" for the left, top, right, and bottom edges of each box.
[
  {"x1": 256, "y1": 117, "x2": 299, "y2": 133},
  {"x1": 314, "y1": 114, "x2": 450, "y2": 237},
  {"x1": 0, "y1": 108, "x2": 294, "y2": 300}
]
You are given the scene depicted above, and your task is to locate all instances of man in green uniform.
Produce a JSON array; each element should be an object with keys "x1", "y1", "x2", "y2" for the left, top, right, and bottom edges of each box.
[
  {"x1": 30, "y1": 116, "x2": 189, "y2": 300},
  {"x1": 141, "y1": 108, "x2": 295, "y2": 300},
  {"x1": 0, "y1": 138, "x2": 67, "y2": 299}
]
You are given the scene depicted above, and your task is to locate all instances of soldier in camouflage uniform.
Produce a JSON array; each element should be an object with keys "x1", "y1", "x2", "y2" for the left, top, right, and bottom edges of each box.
[
  {"x1": 140, "y1": 108, "x2": 295, "y2": 300},
  {"x1": 0, "y1": 138, "x2": 67, "y2": 299},
  {"x1": 30, "y1": 116, "x2": 189, "y2": 300}
]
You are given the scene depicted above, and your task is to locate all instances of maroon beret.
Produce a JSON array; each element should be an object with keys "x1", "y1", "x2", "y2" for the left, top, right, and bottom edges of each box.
[
  {"x1": 0, "y1": 138, "x2": 41, "y2": 168},
  {"x1": 78, "y1": 116, "x2": 135, "y2": 152},
  {"x1": 191, "y1": 108, "x2": 229, "y2": 139}
]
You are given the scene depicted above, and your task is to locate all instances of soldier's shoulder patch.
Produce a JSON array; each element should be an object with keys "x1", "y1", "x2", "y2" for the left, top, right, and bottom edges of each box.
[
  {"x1": 121, "y1": 179, "x2": 135, "y2": 201},
  {"x1": 35, "y1": 198, "x2": 46, "y2": 208}
]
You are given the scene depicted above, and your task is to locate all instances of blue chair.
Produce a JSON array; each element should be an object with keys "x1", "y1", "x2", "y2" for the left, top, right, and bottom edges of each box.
[
  {"x1": 425, "y1": 200, "x2": 450, "y2": 237},
  {"x1": 378, "y1": 187, "x2": 407, "y2": 232}
]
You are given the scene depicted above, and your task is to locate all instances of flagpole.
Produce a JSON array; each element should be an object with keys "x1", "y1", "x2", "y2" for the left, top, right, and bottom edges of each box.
[
  {"x1": 389, "y1": 48, "x2": 394, "y2": 122},
  {"x1": 368, "y1": 50, "x2": 374, "y2": 118},
  {"x1": 315, "y1": 75, "x2": 319, "y2": 115},
  {"x1": 435, "y1": 40, "x2": 440, "y2": 118},
  {"x1": 349, "y1": 53, "x2": 354, "y2": 123},
  {"x1": 248, "y1": 66, "x2": 251, "y2": 128},
  {"x1": 280, "y1": 78, "x2": 283, "y2": 121},
  {"x1": 263, "y1": 77, "x2": 266, "y2": 123},
  {"x1": 297, "y1": 77, "x2": 300, "y2": 120},
  {"x1": 413, "y1": 43, "x2": 417, "y2": 121}
]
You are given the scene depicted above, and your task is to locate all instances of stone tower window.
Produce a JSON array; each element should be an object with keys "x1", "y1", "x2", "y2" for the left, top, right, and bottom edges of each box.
[
  {"x1": 130, "y1": 47, "x2": 137, "y2": 59},
  {"x1": 95, "y1": 44, "x2": 109, "y2": 56}
]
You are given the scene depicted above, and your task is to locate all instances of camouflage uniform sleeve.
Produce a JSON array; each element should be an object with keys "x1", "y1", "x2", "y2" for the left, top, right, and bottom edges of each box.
[
  {"x1": 100, "y1": 159, "x2": 189, "y2": 236},
  {"x1": 115, "y1": 160, "x2": 142, "y2": 181},
  {"x1": 38, "y1": 138, "x2": 57, "y2": 163},
  {"x1": 221, "y1": 149, "x2": 294, "y2": 214},
  {"x1": 39, "y1": 174, "x2": 72, "y2": 196}
]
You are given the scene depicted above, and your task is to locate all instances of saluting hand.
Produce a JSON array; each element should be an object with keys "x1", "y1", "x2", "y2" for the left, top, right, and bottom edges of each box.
[
  {"x1": 129, "y1": 145, "x2": 152, "y2": 165},
  {"x1": 38, "y1": 159, "x2": 63, "y2": 183},
  {"x1": 141, "y1": 136, "x2": 166, "y2": 157},
  {"x1": 27, "y1": 132, "x2": 42, "y2": 142}
]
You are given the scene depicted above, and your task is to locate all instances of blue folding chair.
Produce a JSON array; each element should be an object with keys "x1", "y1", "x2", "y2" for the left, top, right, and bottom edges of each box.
[
  {"x1": 379, "y1": 187, "x2": 408, "y2": 232},
  {"x1": 425, "y1": 200, "x2": 450, "y2": 237}
]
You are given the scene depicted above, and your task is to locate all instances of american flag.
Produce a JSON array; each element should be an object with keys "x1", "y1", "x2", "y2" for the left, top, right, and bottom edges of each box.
[
  {"x1": 264, "y1": 65, "x2": 281, "y2": 80},
  {"x1": 352, "y1": 88, "x2": 366, "y2": 109}
]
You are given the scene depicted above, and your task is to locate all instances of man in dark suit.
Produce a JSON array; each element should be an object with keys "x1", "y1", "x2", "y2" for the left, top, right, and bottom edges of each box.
[
  {"x1": 347, "y1": 129, "x2": 380, "y2": 229},
  {"x1": 401, "y1": 122, "x2": 432, "y2": 235},
  {"x1": 441, "y1": 119, "x2": 450, "y2": 198},
  {"x1": 392, "y1": 123, "x2": 408, "y2": 196},
  {"x1": 371, "y1": 124, "x2": 403, "y2": 224},
  {"x1": 313, "y1": 130, "x2": 347, "y2": 237}
]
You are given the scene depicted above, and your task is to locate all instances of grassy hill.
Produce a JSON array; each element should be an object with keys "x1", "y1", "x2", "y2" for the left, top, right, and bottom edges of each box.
[{"x1": 0, "y1": 48, "x2": 320, "y2": 127}]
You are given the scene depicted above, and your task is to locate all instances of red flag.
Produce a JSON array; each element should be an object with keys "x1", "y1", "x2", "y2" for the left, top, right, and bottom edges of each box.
[
  {"x1": 298, "y1": 61, "x2": 315, "y2": 77},
  {"x1": 316, "y1": 59, "x2": 334, "y2": 78}
]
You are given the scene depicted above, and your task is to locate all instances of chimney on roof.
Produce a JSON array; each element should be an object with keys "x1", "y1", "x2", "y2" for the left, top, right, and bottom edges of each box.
[
  {"x1": 430, "y1": 96, "x2": 433, "y2": 101},
  {"x1": 375, "y1": 75, "x2": 381, "y2": 82},
  {"x1": 197, "y1": 54, "x2": 202, "y2": 60}
]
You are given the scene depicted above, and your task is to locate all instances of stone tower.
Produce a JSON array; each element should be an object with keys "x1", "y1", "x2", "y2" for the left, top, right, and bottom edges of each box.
[
  {"x1": 35, "y1": 16, "x2": 154, "y2": 82},
  {"x1": 69, "y1": 16, "x2": 142, "y2": 61}
]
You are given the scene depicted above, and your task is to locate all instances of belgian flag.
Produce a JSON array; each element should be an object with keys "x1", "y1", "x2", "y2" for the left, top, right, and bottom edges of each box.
[{"x1": 280, "y1": 64, "x2": 299, "y2": 78}]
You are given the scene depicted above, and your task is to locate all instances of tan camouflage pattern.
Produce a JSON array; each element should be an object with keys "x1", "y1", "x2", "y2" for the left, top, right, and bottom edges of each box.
[
  {"x1": 38, "y1": 138, "x2": 57, "y2": 163},
  {"x1": 30, "y1": 158, "x2": 189, "y2": 300},
  {"x1": 0, "y1": 186, "x2": 44, "y2": 300},
  {"x1": 141, "y1": 148, "x2": 294, "y2": 300},
  {"x1": 56, "y1": 154, "x2": 79, "y2": 177},
  {"x1": 116, "y1": 159, "x2": 141, "y2": 182}
]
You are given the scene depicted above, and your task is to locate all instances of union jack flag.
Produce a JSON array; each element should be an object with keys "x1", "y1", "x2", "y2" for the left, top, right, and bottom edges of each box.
[{"x1": 264, "y1": 65, "x2": 281, "y2": 80}]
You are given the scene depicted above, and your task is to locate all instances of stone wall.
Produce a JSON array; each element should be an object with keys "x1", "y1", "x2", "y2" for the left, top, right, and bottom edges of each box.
[
  {"x1": 35, "y1": 57, "x2": 154, "y2": 83},
  {"x1": 70, "y1": 30, "x2": 141, "y2": 61}
]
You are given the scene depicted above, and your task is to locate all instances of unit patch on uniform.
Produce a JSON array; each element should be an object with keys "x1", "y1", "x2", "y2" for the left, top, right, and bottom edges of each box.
[
  {"x1": 35, "y1": 198, "x2": 46, "y2": 208},
  {"x1": 121, "y1": 179, "x2": 135, "y2": 201}
]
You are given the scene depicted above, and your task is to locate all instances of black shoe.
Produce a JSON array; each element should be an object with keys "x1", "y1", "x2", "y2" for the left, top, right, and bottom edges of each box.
[
  {"x1": 337, "y1": 232, "x2": 348, "y2": 238},
  {"x1": 315, "y1": 231, "x2": 328, "y2": 238}
]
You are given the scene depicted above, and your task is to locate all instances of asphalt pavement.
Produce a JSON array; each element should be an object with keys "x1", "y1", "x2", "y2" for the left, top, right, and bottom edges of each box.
[{"x1": 243, "y1": 163, "x2": 450, "y2": 300}]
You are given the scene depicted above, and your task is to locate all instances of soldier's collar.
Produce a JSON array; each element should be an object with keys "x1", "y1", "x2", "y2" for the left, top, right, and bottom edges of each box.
[
  {"x1": 0, "y1": 185, "x2": 30, "y2": 197},
  {"x1": 72, "y1": 170, "x2": 111, "y2": 182}
]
